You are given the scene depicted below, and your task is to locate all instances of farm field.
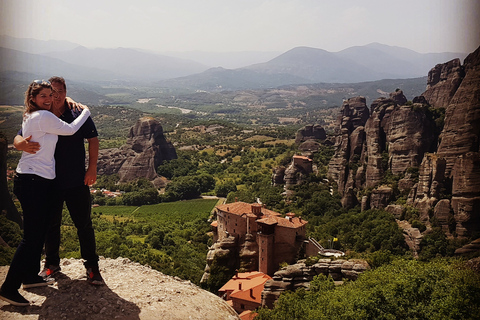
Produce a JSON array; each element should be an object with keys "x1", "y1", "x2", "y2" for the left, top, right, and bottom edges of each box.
[{"x1": 92, "y1": 198, "x2": 220, "y2": 223}]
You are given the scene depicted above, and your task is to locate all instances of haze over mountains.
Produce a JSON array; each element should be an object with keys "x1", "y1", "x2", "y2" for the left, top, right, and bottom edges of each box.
[{"x1": 0, "y1": 35, "x2": 467, "y2": 91}]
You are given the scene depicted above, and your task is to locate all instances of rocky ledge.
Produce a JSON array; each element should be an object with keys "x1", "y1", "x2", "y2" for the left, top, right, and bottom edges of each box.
[
  {"x1": 262, "y1": 259, "x2": 369, "y2": 308},
  {"x1": 0, "y1": 257, "x2": 239, "y2": 320}
]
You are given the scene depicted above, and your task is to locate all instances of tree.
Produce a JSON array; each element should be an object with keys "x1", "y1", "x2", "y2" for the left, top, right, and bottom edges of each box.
[
  {"x1": 215, "y1": 180, "x2": 237, "y2": 197},
  {"x1": 164, "y1": 176, "x2": 201, "y2": 200},
  {"x1": 256, "y1": 259, "x2": 480, "y2": 320}
]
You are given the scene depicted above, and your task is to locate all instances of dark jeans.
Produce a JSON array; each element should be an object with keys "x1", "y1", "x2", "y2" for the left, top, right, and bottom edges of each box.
[
  {"x1": 1, "y1": 174, "x2": 52, "y2": 292},
  {"x1": 45, "y1": 184, "x2": 99, "y2": 268}
]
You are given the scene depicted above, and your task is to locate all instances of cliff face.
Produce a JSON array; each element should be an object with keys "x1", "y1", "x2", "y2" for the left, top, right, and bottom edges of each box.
[
  {"x1": 327, "y1": 45, "x2": 480, "y2": 238},
  {"x1": 327, "y1": 96, "x2": 369, "y2": 199},
  {"x1": 422, "y1": 58, "x2": 464, "y2": 109},
  {"x1": 295, "y1": 124, "x2": 326, "y2": 144},
  {"x1": 328, "y1": 93, "x2": 435, "y2": 197},
  {"x1": 97, "y1": 117, "x2": 177, "y2": 187}
]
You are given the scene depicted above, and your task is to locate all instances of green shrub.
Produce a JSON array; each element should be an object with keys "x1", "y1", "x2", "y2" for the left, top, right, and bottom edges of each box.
[{"x1": 256, "y1": 259, "x2": 480, "y2": 320}]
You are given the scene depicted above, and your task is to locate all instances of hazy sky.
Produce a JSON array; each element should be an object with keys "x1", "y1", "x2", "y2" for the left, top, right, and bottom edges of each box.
[{"x1": 1, "y1": 0, "x2": 479, "y2": 54}]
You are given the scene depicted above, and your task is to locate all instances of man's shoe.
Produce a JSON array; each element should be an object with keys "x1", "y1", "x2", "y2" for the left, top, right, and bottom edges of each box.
[
  {"x1": 0, "y1": 289, "x2": 30, "y2": 306},
  {"x1": 86, "y1": 266, "x2": 105, "y2": 286},
  {"x1": 39, "y1": 265, "x2": 61, "y2": 278},
  {"x1": 23, "y1": 276, "x2": 55, "y2": 289}
]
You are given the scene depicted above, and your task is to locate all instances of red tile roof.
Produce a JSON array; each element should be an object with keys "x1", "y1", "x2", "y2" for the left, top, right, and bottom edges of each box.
[
  {"x1": 239, "y1": 310, "x2": 257, "y2": 320},
  {"x1": 256, "y1": 215, "x2": 308, "y2": 228},
  {"x1": 216, "y1": 202, "x2": 307, "y2": 229},
  {"x1": 216, "y1": 202, "x2": 281, "y2": 217},
  {"x1": 218, "y1": 271, "x2": 272, "y2": 304},
  {"x1": 293, "y1": 155, "x2": 312, "y2": 161}
]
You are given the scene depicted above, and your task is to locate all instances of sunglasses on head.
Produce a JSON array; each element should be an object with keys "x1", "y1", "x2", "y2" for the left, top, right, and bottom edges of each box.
[{"x1": 32, "y1": 79, "x2": 51, "y2": 85}]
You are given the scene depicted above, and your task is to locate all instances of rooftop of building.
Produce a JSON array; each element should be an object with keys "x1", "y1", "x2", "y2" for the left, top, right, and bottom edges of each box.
[
  {"x1": 216, "y1": 201, "x2": 281, "y2": 217},
  {"x1": 293, "y1": 155, "x2": 312, "y2": 161},
  {"x1": 256, "y1": 214, "x2": 307, "y2": 228},
  {"x1": 216, "y1": 201, "x2": 307, "y2": 229},
  {"x1": 218, "y1": 271, "x2": 272, "y2": 304}
]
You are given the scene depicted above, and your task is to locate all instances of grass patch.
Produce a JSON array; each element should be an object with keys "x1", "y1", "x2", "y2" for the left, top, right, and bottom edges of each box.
[
  {"x1": 92, "y1": 198, "x2": 218, "y2": 223},
  {"x1": 127, "y1": 235, "x2": 147, "y2": 243}
]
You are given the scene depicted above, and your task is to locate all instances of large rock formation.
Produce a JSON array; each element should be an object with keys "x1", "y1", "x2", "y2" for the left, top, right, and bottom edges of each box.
[
  {"x1": 328, "y1": 91, "x2": 435, "y2": 205},
  {"x1": 409, "y1": 46, "x2": 480, "y2": 236},
  {"x1": 201, "y1": 236, "x2": 240, "y2": 284},
  {"x1": 326, "y1": 45, "x2": 480, "y2": 238},
  {"x1": 327, "y1": 97, "x2": 369, "y2": 196},
  {"x1": 97, "y1": 117, "x2": 177, "y2": 187},
  {"x1": 295, "y1": 124, "x2": 326, "y2": 144},
  {"x1": 272, "y1": 156, "x2": 314, "y2": 188},
  {"x1": 422, "y1": 58, "x2": 464, "y2": 109},
  {"x1": 436, "y1": 50, "x2": 480, "y2": 176}
]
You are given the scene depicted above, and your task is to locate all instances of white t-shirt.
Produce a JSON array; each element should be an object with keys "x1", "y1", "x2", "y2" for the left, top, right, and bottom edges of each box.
[{"x1": 16, "y1": 108, "x2": 91, "y2": 179}]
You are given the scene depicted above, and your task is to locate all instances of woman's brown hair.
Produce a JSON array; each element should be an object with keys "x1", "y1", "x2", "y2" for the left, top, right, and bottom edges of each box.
[{"x1": 24, "y1": 80, "x2": 53, "y2": 115}]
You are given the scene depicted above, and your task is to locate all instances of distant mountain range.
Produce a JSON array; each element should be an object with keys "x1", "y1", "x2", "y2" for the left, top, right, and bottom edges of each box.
[{"x1": 0, "y1": 35, "x2": 468, "y2": 91}]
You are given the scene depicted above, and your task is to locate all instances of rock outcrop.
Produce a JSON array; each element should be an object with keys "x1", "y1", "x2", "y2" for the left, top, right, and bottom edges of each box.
[
  {"x1": 408, "y1": 46, "x2": 480, "y2": 236},
  {"x1": 295, "y1": 124, "x2": 326, "y2": 144},
  {"x1": 327, "y1": 97, "x2": 369, "y2": 197},
  {"x1": 272, "y1": 156, "x2": 314, "y2": 188},
  {"x1": 396, "y1": 220, "x2": 422, "y2": 258},
  {"x1": 262, "y1": 259, "x2": 369, "y2": 308},
  {"x1": 201, "y1": 236, "x2": 240, "y2": 284},
  {"x1": 422, "y1": 58, "x2": 464, "y2": 109},
  {"x1": 97, "y1": 117, "x2": 177, "y2": 188},
  {"x1": 328, "y1": 91, "x2": 435, "y2": 204},
  {"x1": 0, "y1": 257, "x2": 240, "y2": 320},
  {"x1": 326, "y1": 45, "x2": 480, "y2": 238}
]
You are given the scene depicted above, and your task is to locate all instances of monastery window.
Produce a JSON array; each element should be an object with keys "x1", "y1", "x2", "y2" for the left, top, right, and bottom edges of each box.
[{"x1": 241, "y1": 304, "x2": 245, "y2": 310}]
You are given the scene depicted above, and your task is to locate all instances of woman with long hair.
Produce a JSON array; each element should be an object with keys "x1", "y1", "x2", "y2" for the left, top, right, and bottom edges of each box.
[{"x1": 0, "y1": 80, "x2": 91, "y2": 306}]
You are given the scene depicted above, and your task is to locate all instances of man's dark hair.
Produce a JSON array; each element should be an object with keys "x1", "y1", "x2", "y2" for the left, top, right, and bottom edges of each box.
[{"x1": 48, "y1": 76, "x2": 67, "y2": 90}]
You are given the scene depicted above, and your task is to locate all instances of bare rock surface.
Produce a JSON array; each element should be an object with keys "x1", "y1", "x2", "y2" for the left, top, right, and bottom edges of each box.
[
  {"x1": 0, "y1": 257, "x2": 239, "y2": 320},
  {"x1": 262, "y1": 259, "x2": 369, "y2": 308},
  {"x1": 96, "y1": 117, "x2": 177, "y2": 188},
  {"x1": 422, "y1": 58, "x2": 464, "y2": 109},
  {"x1": 295, "y1": 124, "x2": 326, "y2": 144},
  {"x1": 396, "y1": 220, "x2": 423, "y2": 258}
]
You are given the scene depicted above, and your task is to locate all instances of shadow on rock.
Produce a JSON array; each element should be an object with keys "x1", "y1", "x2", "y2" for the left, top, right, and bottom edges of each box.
[{"x1": 1, "y1": 271, "x2": 141, "y2": 320}]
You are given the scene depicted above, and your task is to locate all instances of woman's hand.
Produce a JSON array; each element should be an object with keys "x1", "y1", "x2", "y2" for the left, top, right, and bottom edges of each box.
[
  {"x1": 66, "y1": 97, "x2": 89, "y2": 112},
  {"x1": 14, "y1": 135, "x2": 40, "y2": 154}
]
